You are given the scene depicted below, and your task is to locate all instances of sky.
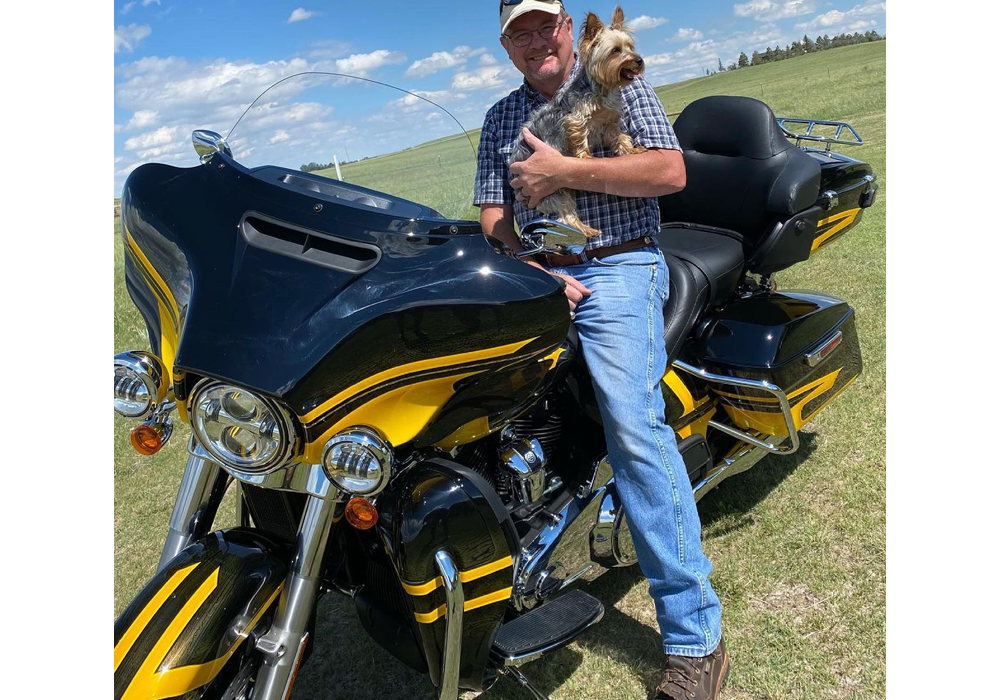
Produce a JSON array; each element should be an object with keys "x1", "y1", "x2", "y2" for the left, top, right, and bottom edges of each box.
[{"x1": 113, "y1": 0, "x2": 887, "y2": 196}]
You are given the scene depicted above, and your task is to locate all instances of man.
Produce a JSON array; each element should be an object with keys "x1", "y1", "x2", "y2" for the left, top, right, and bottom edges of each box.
[{"x1": 473, "y1": 2, "x2": 728, "y2": 699}]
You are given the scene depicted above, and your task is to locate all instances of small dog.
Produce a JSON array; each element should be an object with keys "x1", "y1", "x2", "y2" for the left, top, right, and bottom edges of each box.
[{"x1": 509, "y1": 6, "x2": 646, "y2": 238}]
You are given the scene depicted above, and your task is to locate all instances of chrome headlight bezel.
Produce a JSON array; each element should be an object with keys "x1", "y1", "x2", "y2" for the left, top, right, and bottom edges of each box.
[
  {"x1": 114, "y1": 351, "x2": 169, "y2": 419},
  {"x1": 321, "y1": 426, "x2": 394, "y2": 496},
  {"x1": 189, "y1": 379, "x2": 298, "y2": 474}
]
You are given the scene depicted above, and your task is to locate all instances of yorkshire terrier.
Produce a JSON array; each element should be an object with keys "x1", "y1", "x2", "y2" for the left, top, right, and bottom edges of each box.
[{"x1": 509, "y1": 6, "x2": 646, "y2": 238}]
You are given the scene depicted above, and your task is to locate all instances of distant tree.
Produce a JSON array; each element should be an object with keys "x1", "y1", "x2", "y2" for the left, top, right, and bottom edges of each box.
[
  {"x1": 717, "y1": 58, "x2": 725, "y2": 73},
  {"x1": 727, "y1": 61, "x2": 737, "y2": 71},
  {"x1": 738, "y1": 51, "x2": 750, "y2": 68},
  {"x1": 763, "y1": 47, "x2": 773, "y2": 62},
  {"x1": 803, "y1": 34, "x2": 815, "y2": 53},
  {"x1": 751, "y1": 50, "x2": 762, "y2": 65}
]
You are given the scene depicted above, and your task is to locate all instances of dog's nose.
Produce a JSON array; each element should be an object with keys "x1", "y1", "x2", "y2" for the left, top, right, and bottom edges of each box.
[{"x1": 636, "y1": 57, "x2": 644, "y2": 67}]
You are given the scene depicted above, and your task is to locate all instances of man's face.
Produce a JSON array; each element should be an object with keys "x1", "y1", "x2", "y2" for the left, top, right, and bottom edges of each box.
[{"x1": 501, "y1": 10, "x2": 574, "y2": 82}]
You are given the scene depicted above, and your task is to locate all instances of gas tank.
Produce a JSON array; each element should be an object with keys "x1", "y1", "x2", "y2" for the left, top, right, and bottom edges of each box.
[{"x1": 120, "y1": 155, "x2": 571, "y2": 462}]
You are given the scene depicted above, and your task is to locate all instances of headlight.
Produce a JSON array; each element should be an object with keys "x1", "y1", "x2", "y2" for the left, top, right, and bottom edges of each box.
[
  {"x1": 114, "y1": 351, "x2": 168, "y2": 419},
  {"x1": 190, "y1": 381, "x2": 296, "y2": 472},
  {"x1": 322, "y1": 427, "x2": 393, "y2": 496}
]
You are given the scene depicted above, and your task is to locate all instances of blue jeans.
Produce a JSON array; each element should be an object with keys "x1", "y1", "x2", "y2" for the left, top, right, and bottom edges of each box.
[{"x1": 548, "y1": 244, "x2": 723, "y2": 656}]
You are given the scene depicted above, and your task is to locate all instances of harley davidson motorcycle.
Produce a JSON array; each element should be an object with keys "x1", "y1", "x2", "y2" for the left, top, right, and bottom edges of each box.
[{"x1": 114, "y1": 74, "x2": 877, "y2": 700}]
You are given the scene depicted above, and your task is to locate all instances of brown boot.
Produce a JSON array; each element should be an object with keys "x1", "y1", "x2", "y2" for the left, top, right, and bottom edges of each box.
[{"x1": 648, "y1": 637, "x2": 730, "y2": 700}]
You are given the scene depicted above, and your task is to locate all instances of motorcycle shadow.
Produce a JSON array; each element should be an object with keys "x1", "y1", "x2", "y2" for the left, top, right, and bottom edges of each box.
[{"x1": 289, "y1": 432, "x2": 818, "y2": 699}]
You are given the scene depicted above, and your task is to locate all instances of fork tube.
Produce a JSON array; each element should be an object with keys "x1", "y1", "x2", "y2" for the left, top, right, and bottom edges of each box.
[
  {"x1": 157, "y1": 439, "x2": 228, "y2": 572},
  {"x1": 253, "y1": 493, "x2": 340, "y2": 700}
]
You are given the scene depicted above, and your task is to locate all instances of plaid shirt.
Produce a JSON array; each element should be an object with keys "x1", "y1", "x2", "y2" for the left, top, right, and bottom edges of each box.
[{"x1": 473, "y1": 59, "x2": 680, "y2": 250}]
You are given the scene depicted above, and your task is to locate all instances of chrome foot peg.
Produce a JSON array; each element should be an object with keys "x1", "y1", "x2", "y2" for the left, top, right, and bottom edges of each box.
[{"x1": 500, "y1": 667, "x2": 551, "y2": 700}]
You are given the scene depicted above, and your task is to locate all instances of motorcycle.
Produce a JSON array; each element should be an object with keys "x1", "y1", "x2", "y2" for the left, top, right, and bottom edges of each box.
[{"x1": 113, "y1": 73, "x2": 877, "y2": 700}]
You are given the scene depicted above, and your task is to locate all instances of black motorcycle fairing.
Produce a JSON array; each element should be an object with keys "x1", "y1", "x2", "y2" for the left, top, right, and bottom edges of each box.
[
  {"x1": 120, "y1": 154, "x2": 570, "y2": 457},
  {"x1": 114, "y1": 529, "x2": 286, "y2": 700},
  {"x1": 376, "y1": 457, "x2": 520, "y2": 691}
]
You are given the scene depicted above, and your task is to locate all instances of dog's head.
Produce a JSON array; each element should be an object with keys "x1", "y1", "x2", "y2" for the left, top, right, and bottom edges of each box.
[{"x1": 578, "y1": 6, "x2": 644, "y2": 91}]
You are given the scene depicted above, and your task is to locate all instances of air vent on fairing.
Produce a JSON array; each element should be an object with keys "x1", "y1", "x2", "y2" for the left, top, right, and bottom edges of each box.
[{"x1": 240, "y1": 212, "x2": 381, "y2": 274}]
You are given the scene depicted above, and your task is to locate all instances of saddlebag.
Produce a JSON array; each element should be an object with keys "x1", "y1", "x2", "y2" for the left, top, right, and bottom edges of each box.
[{"x1": 693, "y1": 290, "x2": 862, "y2": 437}]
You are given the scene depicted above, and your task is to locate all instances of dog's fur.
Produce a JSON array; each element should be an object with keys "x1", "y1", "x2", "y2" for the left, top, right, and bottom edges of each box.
[{"x1": 508, "y1": 6, "x2": 646, "y2": 238}]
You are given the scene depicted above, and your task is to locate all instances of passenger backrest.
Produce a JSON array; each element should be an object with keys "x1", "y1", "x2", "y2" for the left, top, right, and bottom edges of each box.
[{"x1": 659, "y1": 96, "x2": 822, "y2": 267}]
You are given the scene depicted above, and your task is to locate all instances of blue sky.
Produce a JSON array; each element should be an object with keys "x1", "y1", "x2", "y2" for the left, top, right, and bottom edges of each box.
[{"x1": 114, "y1": 0, "x2": 886, "y2": 195}]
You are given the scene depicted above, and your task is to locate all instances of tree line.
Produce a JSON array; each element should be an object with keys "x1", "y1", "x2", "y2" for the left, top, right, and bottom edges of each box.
[{"x1": 709, "y1": 30, "x2": 885, "y2": 75}]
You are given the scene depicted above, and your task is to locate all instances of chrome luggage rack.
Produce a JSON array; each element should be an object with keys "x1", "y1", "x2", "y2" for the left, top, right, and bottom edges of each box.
[{"x1": 776, "y1": 117, "x2": 863, "y2": 152}]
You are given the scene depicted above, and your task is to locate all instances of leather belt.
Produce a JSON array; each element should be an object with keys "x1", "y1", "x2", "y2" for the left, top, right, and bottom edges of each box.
[{"x1": 541, "y1": 235, "x2": 655, "y2": 268}]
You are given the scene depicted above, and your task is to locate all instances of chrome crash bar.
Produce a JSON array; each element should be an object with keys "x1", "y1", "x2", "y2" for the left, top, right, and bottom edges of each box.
[{"x1": 672, "y1": 360, "x2": 800, "y2": 455}]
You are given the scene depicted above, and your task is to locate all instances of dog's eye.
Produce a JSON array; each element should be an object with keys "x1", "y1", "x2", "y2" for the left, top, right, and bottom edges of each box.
[{"x1": 612, "y1": 48, "x2": 622, "y2": 55}]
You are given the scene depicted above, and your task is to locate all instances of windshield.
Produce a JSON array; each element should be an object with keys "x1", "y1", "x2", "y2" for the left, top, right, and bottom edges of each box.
[{"x1": 225, "y1": 72, "x2": 479, "y2": 220}]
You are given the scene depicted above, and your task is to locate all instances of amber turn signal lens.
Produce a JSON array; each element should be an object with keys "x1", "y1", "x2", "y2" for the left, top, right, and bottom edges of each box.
[
  {"x1": 131, "y1": 423, "x2": 164, "y2": 455},
  {"x1": 345, "y1": 497, "x2": 378, "y2": 530}
]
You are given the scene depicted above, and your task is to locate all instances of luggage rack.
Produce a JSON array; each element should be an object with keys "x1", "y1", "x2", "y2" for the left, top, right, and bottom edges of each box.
[{"x1": 776, "y1": 117, "x2": 864, "y2": 151}]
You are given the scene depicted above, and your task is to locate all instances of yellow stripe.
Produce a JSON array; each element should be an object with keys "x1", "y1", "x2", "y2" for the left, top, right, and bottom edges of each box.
[
  {"x1": 123, "y1": 224, "x2": 182, "y2": 381},
  {"x1": 401, "y1": 555, "x2": 514, "y2": 596},
  {"x1": 812, "y1": 208, "x2": 860, "y2": 251},
  {"x1": 413, "y1": 587, "x2": 514, "y2": 624},
  {"x1": 114, "y1": 563, "x2": 199, "y2": 672},
  {"x1": 121, "y1": 566, "x2": 220, "y2": 700},
  {"x1": 139, "y1": 583, "x2": 284, "y2": 698},
  {"x1": 538, "y1": 346, "x2": 565, "y2": 369},
  {"x1": 663, "y1": 370, "x2": 695, "y2": 415},
  {"x1": 300, "y1": 337, "x2": 539, "y2": 423}
]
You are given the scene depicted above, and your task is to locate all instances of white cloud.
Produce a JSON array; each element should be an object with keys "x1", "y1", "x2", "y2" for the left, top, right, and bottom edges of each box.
[
  {"x1": 288, "y1": 7, "x2": 320, "y2": 23},
  {"x1": 120, "y1": 109, "x2": 159, "y2": 132},
  {"x1": 335, "y1": 49, "x2": 406, "y2": 76},
  {"x1": 451, "y1": 65, "x2": 519, "y2": 91},
  {"x1": 673, "y1": 28, "x2": 704, "y2": 41},
  {"x1": 143, "y1": 0, "x2": 160, "y2": 6},
  {"x1": 733, "y1": 1, "x2": 817, "y2": 21},
  {"x1": 124, "y1": 125, "x2": 177, "y2": 151},
  {"x1": 479, "y1": 54, "x2": 499, "y2": 65},
  {"x1": 114, "y1": 24, "x2": 151, "y2": 54},
  {"x1": 795, "y1": 2, "x2": 886, "y2": 32},
  {"x1": 122, "y1": 1, "x2": 136, "y2": 14},
  {"x1": 405, "y1": 46, "x2": 488, "y2": 78},
  {"x1": 643, "y1": 23, "x2": 788, "y2": 84},
  {"x1": 270, "y1": 130, "x2": 291, "y2": 144},
  {"x1": 628, "y1": 15, "x2": 668, "y2": 31}
]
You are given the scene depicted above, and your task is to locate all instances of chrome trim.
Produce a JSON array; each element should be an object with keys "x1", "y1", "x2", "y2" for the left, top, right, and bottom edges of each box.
[
  {"x1": 775, "y1": 117, "x2": 864, "y2": 151},
  {"x1": 516, "y1": 218, "x2": 590, "y2": 258},
  {"x1": 157, "y1": 437, "x2": 229, "y2": 571},
  {"x1": 434, "y1": 550, "x2": 464, "y2": 700},
  {"x1": 673, "y1": 360, "x2": 800, "y2": 455},
  {"x1": 254, "y1": 494, "x2": 342, "y2": 700},
  {"x1": 819, "y1": 189, "x2": 839, "y2": 211},
  {"x1": 590, "y1": 484, "x2": 636, "y2": 569},
  {"x1": 692, "y1": 436, "x2": 783, "y2": 502},
  {"x1": 805, "y1": 330, "x2": 843, "y2": 368},
  {"x1": 188, "y1": 440, "x2": 336, "y2": 500},
  {"x1": 499, "y1": 436, "x2": 547, "y2": 505},
  {"x1": 192, "y1": 129, "x2": 233, "y2": 164}
]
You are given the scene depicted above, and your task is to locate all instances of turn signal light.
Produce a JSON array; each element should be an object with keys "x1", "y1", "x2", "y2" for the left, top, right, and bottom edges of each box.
[
  {"x1": 130, "y1": 419, "x2": 173, "y2": 455},
  {"x1": 345, "y1": 497, "x2": 378, "y2": 530}
]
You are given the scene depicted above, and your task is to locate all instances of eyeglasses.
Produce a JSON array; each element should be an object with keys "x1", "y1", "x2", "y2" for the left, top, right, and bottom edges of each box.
[{"x1": 502, "y1": 16, "x2": 567, "y2": 48}]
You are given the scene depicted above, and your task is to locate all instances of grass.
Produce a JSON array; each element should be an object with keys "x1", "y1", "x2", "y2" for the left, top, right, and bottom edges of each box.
[{"x1": 114, "y1": 41, "x2": 886, "y2": 699}]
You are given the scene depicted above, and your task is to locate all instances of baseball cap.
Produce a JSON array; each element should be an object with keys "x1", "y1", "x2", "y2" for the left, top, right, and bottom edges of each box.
[{"x1": 499, "y1": 0, "x2": 564, "y2": 35}]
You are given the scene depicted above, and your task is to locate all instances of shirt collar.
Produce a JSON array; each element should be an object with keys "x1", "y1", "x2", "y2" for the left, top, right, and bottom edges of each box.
[{"x1": 520, "y1": 53, "x2": 583, "y2": 104}]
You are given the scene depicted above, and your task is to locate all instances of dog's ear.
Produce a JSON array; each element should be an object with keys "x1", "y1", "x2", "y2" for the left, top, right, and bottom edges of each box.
[
  {"x1": 580, "y1": 11, "x2": 604, "y2": 45},
  {"x1": 610, "y1": 5, "x2": 625, "y2": 30}
]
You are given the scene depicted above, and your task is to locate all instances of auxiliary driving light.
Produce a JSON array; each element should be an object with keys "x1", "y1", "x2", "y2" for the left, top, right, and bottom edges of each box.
[
  {"x1": 114, "y1": 351, "x2": 169, "y2": 419},
  {"x1": 321, "y1": 427, "x2": 393, "y2": 496},
  {"x1": 189, "y1": 381, "x2": 297, "y2": 472}
]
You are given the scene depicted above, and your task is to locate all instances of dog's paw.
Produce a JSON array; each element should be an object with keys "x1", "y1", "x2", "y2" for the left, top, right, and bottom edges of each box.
[{"x1": 614, "y1": 134, "x2": 645, "y2": 156}]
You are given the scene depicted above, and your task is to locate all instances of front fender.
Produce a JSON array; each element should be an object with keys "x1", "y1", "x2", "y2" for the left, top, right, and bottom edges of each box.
[{"x1": 114, "y1": 529, "x2": 286, "y2": 700}]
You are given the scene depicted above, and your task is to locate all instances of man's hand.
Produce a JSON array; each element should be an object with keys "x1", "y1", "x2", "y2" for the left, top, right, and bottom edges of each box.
[
  {"x1": 524, "y1": 258, "x2": 592, "y2": 311},
  {"x1": 510, "y1": 128, "x2": 568, "y2": 208}
]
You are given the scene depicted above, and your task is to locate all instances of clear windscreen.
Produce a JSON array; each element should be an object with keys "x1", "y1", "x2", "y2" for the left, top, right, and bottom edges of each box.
[{"x1": 226, "y1": 72, "x2": 479, "y2": 220}]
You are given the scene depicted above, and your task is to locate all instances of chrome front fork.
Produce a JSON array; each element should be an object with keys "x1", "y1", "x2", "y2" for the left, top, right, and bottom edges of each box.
[
  {"x1": 157, "y1": 438, "x2": 229, "y2": 572},
  {"x1": 252, "y1": 493, "x2": 341, "y2": 700}
]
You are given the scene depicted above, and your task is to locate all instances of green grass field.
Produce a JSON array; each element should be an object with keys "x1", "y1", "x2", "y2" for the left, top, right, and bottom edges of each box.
[{"x1": 114, "y1": 41, "x2": 886, "y2": 699}]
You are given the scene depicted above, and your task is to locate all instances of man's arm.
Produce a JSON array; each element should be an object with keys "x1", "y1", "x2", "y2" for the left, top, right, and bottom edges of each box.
[{"x1": 509, "y1": 128, "x2": 685, "y2": 207}]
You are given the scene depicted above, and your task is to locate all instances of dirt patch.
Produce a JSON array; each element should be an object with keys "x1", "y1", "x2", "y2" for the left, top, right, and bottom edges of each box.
[{"x1": 751, "y1": 583, "x2": 832, "y2": 623}]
